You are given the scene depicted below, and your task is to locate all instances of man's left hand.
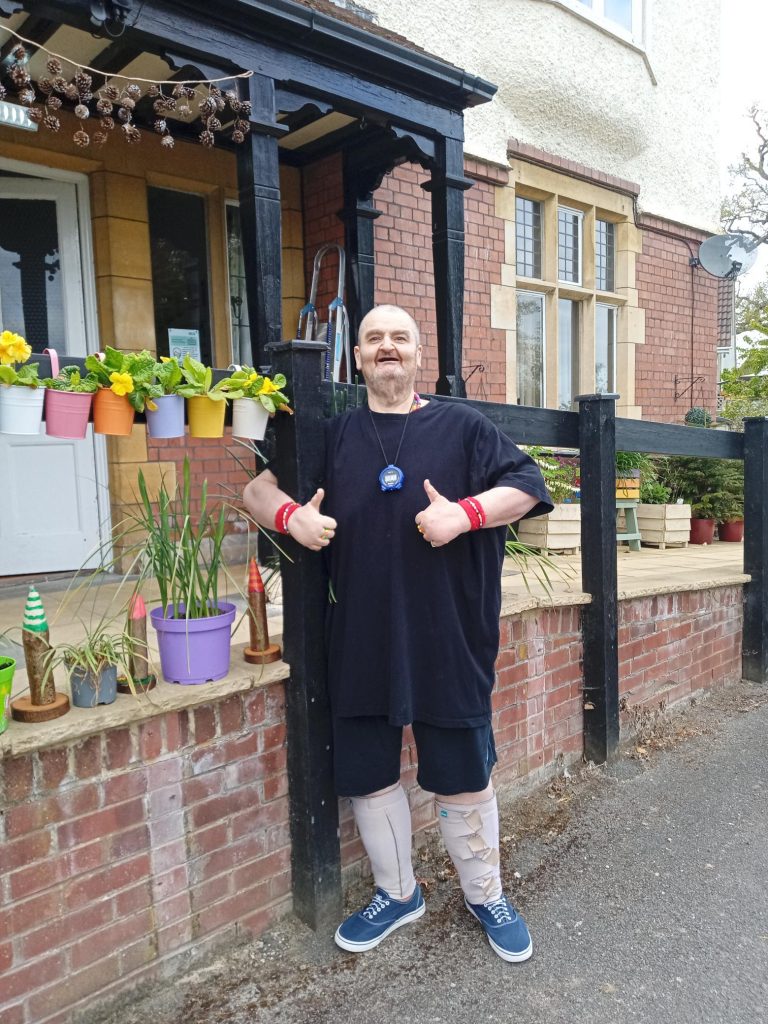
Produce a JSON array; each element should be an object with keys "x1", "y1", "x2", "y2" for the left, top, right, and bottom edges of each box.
[{"x1": 414, "y1": 480, "x2": 470, "y2": 548}]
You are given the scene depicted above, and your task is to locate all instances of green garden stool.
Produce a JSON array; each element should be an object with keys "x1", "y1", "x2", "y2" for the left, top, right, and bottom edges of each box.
[{"x1": 616, "y1": 499, "x2": 642, "y2": 552}]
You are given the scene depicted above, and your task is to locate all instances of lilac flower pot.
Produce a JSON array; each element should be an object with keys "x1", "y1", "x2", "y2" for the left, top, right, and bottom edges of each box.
[
  {"x1": 145, "y1": 394, "x2": 185, "y2": 438},
  {"x1": 150, "y1": 602, "x2": 236, "y2": 684}
]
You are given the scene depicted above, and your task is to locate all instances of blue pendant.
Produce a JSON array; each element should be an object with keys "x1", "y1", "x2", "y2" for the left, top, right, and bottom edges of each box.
[{"x1": 379, "y1": 464, "x2": 404, "y2": 491}]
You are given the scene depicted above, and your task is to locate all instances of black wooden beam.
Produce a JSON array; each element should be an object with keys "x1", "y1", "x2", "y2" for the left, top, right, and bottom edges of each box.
[
  {"x1": 578, "y1": 394, "x2": 620, "y2": 763},
  {"x1": 615, "y1": 417, "x2": 743, "y2": 460},
  {"x1": 742, "y1": 417, "x2": 768, "y2": 684},
  {"x1": 340, "y1": 148, "x2": 381, "y2": 343},
  {"x1": 87, "y1": 40, "x2": 144, "y2": 75},
  {"x1": 268, "y1": 338, "x2": 343, "y2": 933},
  {"x1": 0, "y1": 14, "x2": 58, "y2": 63}
]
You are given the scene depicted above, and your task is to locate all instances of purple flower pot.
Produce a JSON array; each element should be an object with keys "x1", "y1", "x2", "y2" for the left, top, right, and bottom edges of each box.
[
  {"x1": 145, "y1": 394, "x2": 185, "y2": 438},
  {"x1": 150, "y1": 602, "x2": 236, "y2": 684}
]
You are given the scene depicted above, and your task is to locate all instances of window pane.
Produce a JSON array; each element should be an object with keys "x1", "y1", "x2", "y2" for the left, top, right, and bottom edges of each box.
[
  {"x1": 515, "y1": 197, "x2": 542, "y2": 279},
  {"x1": 558, "y1": 299, "x2": 580, "y2": 410},
  {"x1": 558, "y1": 207, "x2": 581, "y2": 284},
  {"x1": 595, "y1": 220, "x2": 615, "y2": 291},
  {"x1": 148, "y1": 187, "x2": 212, "y2": 364},
  {"x1": 226, "y1": 204, "x2": 251, "y2": 365},
  {"x1": 596, "y1": 304, "x2": 617, "y2": 393},
  {"x1": 516, "y1": 293, "x2": 545, "y2": 407},
  {"x1": 605, "y1": 0, "x2": 633, "y2": 31}
]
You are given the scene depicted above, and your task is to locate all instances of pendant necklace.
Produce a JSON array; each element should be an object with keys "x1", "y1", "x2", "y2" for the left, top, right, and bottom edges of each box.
[{"x1": 368, "y1": 394, "x2": 420, "y2": 492}]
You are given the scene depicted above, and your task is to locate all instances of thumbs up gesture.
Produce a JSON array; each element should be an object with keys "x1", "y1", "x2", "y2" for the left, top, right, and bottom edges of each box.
[
  {"x1": 287, "y1": 488, "x2": 337, "y2": 551},
  {"x1": 414, "y1": 479, "x2": 471, "y2": 548}
]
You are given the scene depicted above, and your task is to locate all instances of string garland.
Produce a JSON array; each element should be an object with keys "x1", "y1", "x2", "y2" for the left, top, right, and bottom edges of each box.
[{"x1": 0, "y1": 24, "x2": 254, "y2": 150}]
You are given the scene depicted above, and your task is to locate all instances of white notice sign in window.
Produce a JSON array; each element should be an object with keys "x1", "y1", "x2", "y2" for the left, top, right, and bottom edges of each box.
[{"x1": 167, "y1": 328, "x2": 201, "y2": 363}]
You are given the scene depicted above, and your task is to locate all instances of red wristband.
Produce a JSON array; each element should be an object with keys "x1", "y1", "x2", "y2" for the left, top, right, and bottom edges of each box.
[
  {"x1": 458, "y1": 496, "x2": 486, "y2": 531},
  {"x1": 275, "y1": 501, "x2": 301, "y2": 535}
]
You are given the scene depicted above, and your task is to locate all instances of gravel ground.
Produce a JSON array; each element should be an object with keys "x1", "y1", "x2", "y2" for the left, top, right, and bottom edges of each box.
[{"x1": 86, "y1": 681, "x2": 768, "y2": 1024}]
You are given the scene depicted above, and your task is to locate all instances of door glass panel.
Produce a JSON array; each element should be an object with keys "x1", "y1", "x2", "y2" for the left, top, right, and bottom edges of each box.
[
  {"x1": 0, "y1": 197, "x2": 66, "y2": 352},
  {"x1": 226, "y1": 203, "x2": 251, "y2": 366},
  {"x1": 516, "y1": 292, "x2": 545, "y2": 407},
  {"x1": 558, "y1": 298, "x2": 580, "y2": 410},
  {"x1": 148, "y1": 187, "x2": 212, "y2": 365}
]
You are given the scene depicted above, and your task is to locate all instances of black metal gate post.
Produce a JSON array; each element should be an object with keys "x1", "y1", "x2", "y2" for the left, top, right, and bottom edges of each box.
[
  {"x1": 267, "y1": 339, "x2": 343, "y2": 932},
  {"x1": 742, "y1": 417, "x2": 768, "y2": 684},
  {"x1": 577, "y1": 393, "x2": 621, "y2": 762}
]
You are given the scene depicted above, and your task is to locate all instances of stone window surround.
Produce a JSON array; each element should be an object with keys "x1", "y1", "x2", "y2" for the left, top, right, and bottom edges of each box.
[{"x1": 493, "y1": 153, "x2": 645, "y2": 420}]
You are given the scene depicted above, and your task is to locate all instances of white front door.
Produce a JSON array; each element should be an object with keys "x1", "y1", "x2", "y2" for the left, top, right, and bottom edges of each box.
[{"x1": 0, "y1": 173, "x2": 106, "y2": 575}]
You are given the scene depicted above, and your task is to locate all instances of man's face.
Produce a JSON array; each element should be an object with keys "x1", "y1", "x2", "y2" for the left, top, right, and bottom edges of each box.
[{"x1": 354, "y1": 307, "x2": 422, "y2": 393}]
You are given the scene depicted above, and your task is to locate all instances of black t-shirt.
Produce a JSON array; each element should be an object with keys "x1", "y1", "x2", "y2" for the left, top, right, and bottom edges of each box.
[{"x1": 322, "y1": 401, "x2": 553, "y2": 728}]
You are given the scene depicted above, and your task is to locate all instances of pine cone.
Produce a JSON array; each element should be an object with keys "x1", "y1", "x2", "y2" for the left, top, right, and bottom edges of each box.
[
  {"x1": 177, "y1": 104, "x2": 191, "y2": 118},
  {"x1": 234, "y1": 119, "x2": 250, "y2": 135},
  {"x1": 172, "y1": 83, "x2": 184, "y2": 98},
  {"x1": 183, "y1": 86, "x2": 196, "y2": 100},
  {"x1": 147, "y1": 84, "x2": 160, "y2": 98},
  {"x1": 52, "y1": 76, "x2": 67, "y2": 93},
  {"x1": 154, "y1": 119, "x2": 167, "y2": 133},
  {"x1": 122, "y1": 124, "x2": 141, "y2": 143},
  {"x1": 120, "y1": 96, "x2": 136, "y2": 111},
  {"x1": 225, "y1": 89, "x2": 237, "y2": 103},
  {"x1": 96, "y1": 98, "x2": 113, "y2": 115},
  {"x1": 161, "y1": 134, "x2": 175, "y2": 149},
  {"x1": 10, "y1": 64, "x2": 31, "y2": 88},
  {"x1": 0, "y1": 85, "x2": 5, "y2": 101},
  {"x1": 92, "y1": 130, "x2": 108, "y2": 146},
  {"x1": 74, "y1": 103, "x2": 90, "y2": 120},
  {"x1": 38, "y1": 77, "x2": 54, "y2": 95},
  {"x1": 74, "y1": 71, "x2": 92, "y2": 95},
  {"x1": 231, "y1": 129, "x2": 245, "y2": 144},
  {"x1": 104, "y1": 85, "x2": 120, "y2": 102},
  {"x1": 100, "y1": 116, "x2": 115, "y2": 131},
  {"x1": 207, "y1": 117, "x2": 222, "y2": 132},
  {"x1": 43, "y1": 114, "x2": 61, "y2": 132},
  {"x1": 19, "y1": 89, "x2": 36, "y2": 107},
  {"x1": 65, "y1": 84, "x2": 80, "y2": 102},
  {"x1": 198, "y1": 97, "x2": 216, "y2": 118},
  {"x1": 214, "y1": 96, "x2": 225, "y2": 112},
  {"x1": 126, "y1": 83, "x2": 141, "y2": 100},
  {"x1": 229, "y1": 98, "x2": 242, "y2": 114},
  {"x1": 117, "y1": 107, "x2": 132, "y2": 123},
  {"x1": 73, "y1": 129, "x2": 90, "y2": 147},
  {"x1": 239, "y1": 100, "x2": 252, "y2": 116},
  {"x1": 47, "y1": 95, "x2": 63, "y2": 110},
  {"x1": 27, "y1": 107, "x2": 44, "y2": 125},
  {"x1": 47, "y1": 57, "x2": 62, "y2": 75},
  {"x1": 12, "y1": 44, "x2": 26, "y2": 61},
  {"x1": 199, "y1": 129, "x2": 215, "y2": 148}
]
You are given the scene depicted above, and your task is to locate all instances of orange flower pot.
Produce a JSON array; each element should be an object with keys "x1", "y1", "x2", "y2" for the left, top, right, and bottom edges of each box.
[
  {"x1": 93, "y1": 388, "x2": 135, "y2": 436},
  {"x1": 187, "y1": 396, "x2": 226, "y2": 438}
]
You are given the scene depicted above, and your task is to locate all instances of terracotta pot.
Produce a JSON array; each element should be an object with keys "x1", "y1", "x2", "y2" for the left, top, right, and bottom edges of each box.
[
  {"x1": 93, "y1": 388, "x2": 135, "y2": 436},
  {"x1": 717, "y1": 520, "x2": 744, "y2": 543},
  {"x1": 689, "y1": 518, "x2": 716, "y2": 545}
]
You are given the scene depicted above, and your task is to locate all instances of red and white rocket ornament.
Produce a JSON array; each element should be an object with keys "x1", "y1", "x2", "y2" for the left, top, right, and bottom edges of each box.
[{"x1": 244, "y1": 558, "x2": 281, "y2": 665}]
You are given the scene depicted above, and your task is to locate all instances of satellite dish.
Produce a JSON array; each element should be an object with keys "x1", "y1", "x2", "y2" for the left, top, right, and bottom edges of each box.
[{"x1": 698, "y1": 233, "x2": 759, "y2": 279}]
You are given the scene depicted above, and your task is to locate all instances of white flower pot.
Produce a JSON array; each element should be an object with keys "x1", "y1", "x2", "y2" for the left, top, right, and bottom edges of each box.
[
  {"x1": 232, "y1": 398, "x2": 269, "y2": 440},
  {"x1": 0, "y1": 385, "x2": 46, "y2": 435}
]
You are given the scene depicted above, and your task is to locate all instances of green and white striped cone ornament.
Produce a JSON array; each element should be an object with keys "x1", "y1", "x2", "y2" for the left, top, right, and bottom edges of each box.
[
  {"x1": 22, "y1": 586, "x2": 49, "y2": 634},
  {"x1": 21, "y1": 585, "x2": 54, "y2": 706}
]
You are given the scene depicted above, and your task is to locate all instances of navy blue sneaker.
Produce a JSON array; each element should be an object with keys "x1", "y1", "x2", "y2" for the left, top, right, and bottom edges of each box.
[
  {"x1": 334, "y1": 886, "x2": 425, "y2": 952},
  {"x1": 464, "y1": 895, "x2": 533, "y2": 962}
]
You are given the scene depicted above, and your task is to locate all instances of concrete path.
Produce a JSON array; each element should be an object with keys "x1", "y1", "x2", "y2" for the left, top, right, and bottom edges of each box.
[{"x1": 93, "y1": 680, "x2": 768, "y2": 1024}]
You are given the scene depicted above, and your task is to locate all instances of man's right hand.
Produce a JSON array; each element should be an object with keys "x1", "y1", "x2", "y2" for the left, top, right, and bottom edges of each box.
[{"x1": 287, "y1": 488, "x2": 337, "y2": 551}]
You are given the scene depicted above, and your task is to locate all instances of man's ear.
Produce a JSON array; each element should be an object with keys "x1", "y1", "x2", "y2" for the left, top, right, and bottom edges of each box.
[
  {"x1": 416, "y1": 344, "x2": 423, "y2": 368},
  {"x1": 354, "y1": 345, "x2": 362, "y2": 371}
]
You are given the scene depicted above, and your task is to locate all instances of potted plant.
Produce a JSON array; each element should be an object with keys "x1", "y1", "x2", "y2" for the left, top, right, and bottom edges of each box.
[
  {"x1": 220, "y1": 366, "x2": 291, "y2": 440},
  {"x1": 514, "y1": 447, "x2": 580, "y2": 553},
  {"x1": 44, "y1": 623, "x2": 134, "y2": 708},
  {"x1": 716, "y1": 493, "x2": 745, "y2": 542},
  {"x1": 177, "y1": 355, "x2": 229, "y2": 438},
  {"x1": 135, "y1": 457, "x2": 236, "y2": 684},
  {"x1": 84, "y1": 347, "x2": 158, "y2": 436},
  {"x1": 144, "y1": 356, "x2": 185, "y2": 439},
  {"x1": 615, "y1": 451, "x2": 654, "y2": 500},
  {"x1": 636, "y1": 478, "x2": 692, "y2": 550},
  {"x1": 0, "y1": 331, "x2": 45, "y2": 435},
  {"x1": 43, "y1": 364, "x2": 100, "y2": 439},
  {"x1": 0, "y1": 655, "x2": 15, "y2": 734},
  {"x1": 689, "y1": 493, "x2": 725, "y2": 545}
]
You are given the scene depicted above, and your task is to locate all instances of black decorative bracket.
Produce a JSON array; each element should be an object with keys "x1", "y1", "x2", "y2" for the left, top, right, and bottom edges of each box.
[
  {"x1": 89, "y1": 0, "x2": 134, "y2": 33},
  {"x1": 674, "y1": 375, "x2": 705, "y2": 401}
]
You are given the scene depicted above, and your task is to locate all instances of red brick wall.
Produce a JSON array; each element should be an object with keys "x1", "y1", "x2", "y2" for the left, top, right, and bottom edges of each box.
[
  {"x1": 636, "y1": 217, "x2": 720, "y2": 423},
  {"x1": 0, "y1": 586, "x2": 743, "y2": 1022},
  {"x1": 300, "y1": 156, "x2": 507, "y2": 400}
]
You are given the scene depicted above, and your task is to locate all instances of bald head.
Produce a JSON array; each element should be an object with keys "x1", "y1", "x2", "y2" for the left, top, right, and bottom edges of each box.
[{"x1": 358, "y1": 305, "x2": 420, "y2": 346}]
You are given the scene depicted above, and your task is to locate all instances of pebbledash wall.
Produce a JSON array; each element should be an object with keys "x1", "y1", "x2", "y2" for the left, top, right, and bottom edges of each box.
[{"x1": 0, "y1": 583, "x2": 743, "y2": 1023}]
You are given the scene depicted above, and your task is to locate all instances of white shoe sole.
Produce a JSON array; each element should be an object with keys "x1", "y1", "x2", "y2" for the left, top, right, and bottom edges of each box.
[
  {"x1": 465, "y1": 899, "x2": 534, "y2": 963},
  {"x1": 334, "y1": 901, "x2": 426, "y2": 952}
]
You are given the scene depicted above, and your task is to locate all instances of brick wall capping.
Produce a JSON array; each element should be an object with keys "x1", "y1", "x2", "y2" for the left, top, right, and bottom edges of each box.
[
  {"x1": 0, "y1": 645, "x2": 289, "y2": 759},
  {"x1": 618, "y1": 574, "x2": 750, "y2": 603},
  {"x1": 636, "y1": 211, "x2": 715, "y2": 242},
  {"x1": 507, "y1": 138, "x2": 641, "y2": 198},
  {"x1": 464, "y1": 154, "x2": 511, "y2": 186}
]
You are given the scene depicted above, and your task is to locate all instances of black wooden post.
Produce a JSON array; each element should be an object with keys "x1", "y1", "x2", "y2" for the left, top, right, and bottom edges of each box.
[
  {"x1": 340, "y1": 152, "x2": 381, "y2": 344},
  {"x1": 578, "y1": 393, "x2": 621, "y2": 762},
  {"x1": 424, "y1": 137, "x2": 471, "y2": 397},
  {"x1": 267, "y1": 339, "x2": 343, "y2": 931},
  {"x1": 742, "y1": 417, "x2": 768, "y2": 684},
  {"x1": 236, "y1": 74, "x2": 288, "y2": 369}
]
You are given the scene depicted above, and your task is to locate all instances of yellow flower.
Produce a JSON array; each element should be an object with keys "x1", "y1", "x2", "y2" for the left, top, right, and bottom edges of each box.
[
  {"x1": 257, "y1": 378, "x2": 278, "y2": 395},
  {"x1": 160, "y1": 356, "x2": 172, "y2": 363},
  {"x1": 109, "y1": 371, "x2": 134, "y2": 397},
  {"x1": 0, "y1": 331, "x2": 31, "y2": 366},
  {"x1": 248, "y1": 372, "x2": 260, "y2": 383}
]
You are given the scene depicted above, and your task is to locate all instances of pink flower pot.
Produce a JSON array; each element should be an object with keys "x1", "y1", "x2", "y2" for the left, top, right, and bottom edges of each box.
[{"x1": 45, "y1": 390, "x2": 93, "y2": 439}]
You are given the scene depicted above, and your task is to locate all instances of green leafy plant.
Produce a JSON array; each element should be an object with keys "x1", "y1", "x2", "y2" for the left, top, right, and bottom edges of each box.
[
  {"x1": 219, "y1": 367, "x2": 291, "y2": 414},
  {"x1": 683, "y1": 406, "x2": 713, "y2": 427},
  {"x1": 639, "y1": 480, "x2": 671, "y2": 504},
  {"x1": 176, "y1": 354, "x2": 228, "y2": 402},
  {"x1": 523, "y1": 446, "x2": 578, "y2": 503},
  {"x1": 0, "y1": 360, "x2": 41, "y2": 388},
  {"x1": 43, "y1": 365, "x2": 99, "y2": 393},
  {"x1": 135, "y1": 457, "x2": 228, "y2": 619},
  {"x1": 42, "y1": 619, "x2": 138, "y2": 694},
  {"x1": 154, "y1": 356, "x2": 183, "y2": 395},
  {"x1": 615, "y1": 450, "x2": 655, "y2": 477},
  {"x1": 84, "y1": 346, "x2": 160, "y2": 412}
]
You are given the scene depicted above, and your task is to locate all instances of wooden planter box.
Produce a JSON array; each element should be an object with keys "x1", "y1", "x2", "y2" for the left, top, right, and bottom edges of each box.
[
  {"x1": 636, "y1": 503, "x2": 691, "y2": 549},
  {"x1": 515, "y1": 503, "x2": 581, "y2": 553},
  {"x1": 615, "y1": 470, "x2": 640, "y2": 500}
]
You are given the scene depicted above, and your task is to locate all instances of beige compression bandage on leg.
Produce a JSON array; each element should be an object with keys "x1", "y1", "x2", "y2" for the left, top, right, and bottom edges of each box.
[
  {"x1": 350, "y1": 784, "x2": 416, "y2": 901},
  {"x1": 435, "y1": 792, "x2": 502, "y2": 905}
]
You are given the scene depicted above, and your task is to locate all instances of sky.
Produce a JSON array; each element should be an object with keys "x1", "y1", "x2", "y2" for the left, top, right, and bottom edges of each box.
[{"x1": 720, "y1": 2, "x2": 768, "y2": 289}]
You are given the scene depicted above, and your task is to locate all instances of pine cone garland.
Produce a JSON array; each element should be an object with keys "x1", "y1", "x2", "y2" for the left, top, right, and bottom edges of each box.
[
  {"x1": 122, "y1": 124, "x2": 141, "y2": 143},
  {"x1": 234, "y1": 119, "x2": 251, "y2": 135},
  {"x1": 239, "y1": 100, "x2": 252, "y2": 116},
  {"x1": 100, "y1": 116, "x2": 115, "y2": 131},
  {"x1": 74, "y1": 103, "x2": 90, "y2": 120},
  {"x1": 206, "y1": 117, "x2": 222, "y2": 132},
  {"x1": 104, "y1": 85, "x2": 120, "y2": 102},
  {"x1": 52, "y1": 76, "x2": 67, "y2": 93},
  {"x1": 73, "y1": 129, "x2": 90, "y2": 147},
  {"x1": 199, "y1": 129, "x2": 215, "y2": 148},
  {"x1": 198, "y1": 97, "x2": 216, "y2": 118},
  {"x1": 161, "y1": 134, "x2": 175, "y2": 148},
  {"x1": 43, "y1": 114, "x2": 61, "y2": 132},
  {"x1": 10, "y1": 64, "x2": 31, "y2": 88},
  {"x1": 117, "y1": 107, "x2": 132, "y2": 123},
  {"x1": 12, "y1": 44, "x2": 26, "y2": 61},
  {"x1": 47, "y1": 57, "x2": 62, "y2": 75},
  {"x1": 38, "y1": 77, "x2": 54, "y2": 95},
  {"x1": 177, "y1": 104, "x2": 191, "y2": 118},
  {"x1": 47, "y1": 95, "x2": 63, "y2": 110},
  {"x1": 74, "y1": 71, "x2": 92, "y2": 95},
  {"x1": 147, "y1": 84, "x2": 160, "y2": 98},
  {"x1": 92, "y1": 130, "x2": 108, "y2": 146},
  {"x1": 65, "y1": 84, "x2": 80, "y2": 102},
  {"x1": 0, "y1": 85, "x2": 7, "y2": 101},
  {"x1": 96, "y1": 98, "x2": 113, "y2": 115},
  {"x1": 27, "y1": 107, "x2": 44, "y2": 124},
  {"x1": 231, "y1": 129, "x2": 245, "y2": 144},
  {"x1": 19, "y1": 89, "x2": 36, "y2": 107},
  {"x1": 154, "y1": 118, "x2": 167, "y2": 133},
  {"x1": 120, "y1": 96, "x2": 136, "y2": 111},
  {"x1": 126, "y1": 83, "x2": 141, "y2": 100}
]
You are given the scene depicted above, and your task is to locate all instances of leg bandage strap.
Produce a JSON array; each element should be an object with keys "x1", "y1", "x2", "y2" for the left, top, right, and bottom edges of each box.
[
  {"x1": 350, "y1": 784, "x2": 416, "y2": 902},
  {"x1": 436, "y1": 792, "x2": 502, "y2": 905}
]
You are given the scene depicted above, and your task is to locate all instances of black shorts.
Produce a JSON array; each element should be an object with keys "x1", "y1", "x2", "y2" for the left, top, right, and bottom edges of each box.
[{"x1": 332, "y1": 716, "x2": 497, "y2": 797}]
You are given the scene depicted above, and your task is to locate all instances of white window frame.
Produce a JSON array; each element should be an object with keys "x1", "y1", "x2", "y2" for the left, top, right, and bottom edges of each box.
[
  {"x1": 558, "y1": 206, "x2": 584, "y2": 286},
  {"x1": 552, "y1": 0, "x2": 644, "y2": 45},
  {"x1": 596, "y1": 302, "x2": 618, "y2": 393},
  {"x1": 516, "y1": 291, "x2": 547, "y2": 408}
]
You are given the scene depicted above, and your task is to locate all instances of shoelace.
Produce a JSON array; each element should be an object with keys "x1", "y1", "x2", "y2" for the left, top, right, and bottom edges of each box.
[
  {"x1": 362, "y1": 893, "x2": 390, "y2": 920},
  {"x1": 486, "y1": 898, "x2": 514, "y2": 925}
]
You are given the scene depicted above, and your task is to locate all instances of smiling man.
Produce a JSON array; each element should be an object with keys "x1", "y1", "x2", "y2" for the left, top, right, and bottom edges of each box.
[{"x1": 243, "y1": 305, "x2": 552, "y2": 961}]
